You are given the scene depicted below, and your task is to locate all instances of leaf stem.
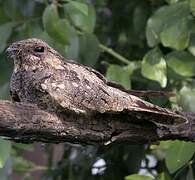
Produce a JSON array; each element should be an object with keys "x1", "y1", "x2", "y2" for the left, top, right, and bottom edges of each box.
[
  {"x1": 99, "y1": 44, "x2": 130, "y2": 65},
  {"x1": 77, "y1": 30, "x2": 132, "y2": 65}
]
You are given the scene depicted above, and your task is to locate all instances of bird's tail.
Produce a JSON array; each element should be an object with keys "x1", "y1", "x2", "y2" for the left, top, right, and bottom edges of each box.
[
  {"x1": 126, "y1": 95, "x2": 187, "y2": 125},
  {"x1": 179, "y1": 112, "x2": 195, "y2": 141}
]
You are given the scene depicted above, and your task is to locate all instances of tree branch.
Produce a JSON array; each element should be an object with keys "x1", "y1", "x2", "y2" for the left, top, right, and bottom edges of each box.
[{"x1": 0, "y1": 100, "x2": 194, "y2": 144}]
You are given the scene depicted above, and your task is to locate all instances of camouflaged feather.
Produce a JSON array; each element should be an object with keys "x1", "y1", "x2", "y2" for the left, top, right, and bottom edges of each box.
[{"x1": 7, "y1": 38, "x2": 187, "y2": 125}]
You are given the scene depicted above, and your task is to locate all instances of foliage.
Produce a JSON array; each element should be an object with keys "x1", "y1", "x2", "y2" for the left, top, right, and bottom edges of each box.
[{"x1": 0, "y1": 0, "x2": 195, "y2": 179}]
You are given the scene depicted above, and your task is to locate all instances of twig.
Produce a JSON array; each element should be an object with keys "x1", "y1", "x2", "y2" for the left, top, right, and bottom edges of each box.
[
  {"x1": 99, "y1": 44, "x2": 131, "y2": 65},
  {"x1": 0, "y1": 100, "x2": 194, "y2": 144}
]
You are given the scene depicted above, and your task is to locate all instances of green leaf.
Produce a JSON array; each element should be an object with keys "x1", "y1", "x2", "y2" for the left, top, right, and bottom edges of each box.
[
  {"x1": 0, "y1": 138, "x2": 11, "y2": 168},
  {"x1": 69, "y1": 1, "x2": 88, "y2": 16},
  {"x1": 79, "y1": 33, "x2": 100, "y2": 66},
  {"x1": 125, "y1": 174, "x2": 153, "y2": 180},
  {"x1": 179, "y1": 86, "x2": 195, "y2": 111},
  {"x1": 160, "y1": 18, "x2": 190, "y2": 50},
  {"x1": 0, "y1": 22, "x2": 15, "y2": 52},
  {"x1": 43, "y1": 4, "x2": 58, "y2": 24},
  {"x1": 151, "y1": 141, "x2": 169, "y2": 161},
  {"x1": 106, "y1": 65, "x2": 131, "y2": 89},
  {"x1": 65, "y1": 34, "x2": 79, "y2": 60},
  {"x1": 56, "y1": 19, "x2": 77, "y2": 44},
  {"x1": 166, "y1": 51, "x2": 195, "y2": 77},
  {"x1": 13, "y1": 143, "x2": 34, "y2": 152},
  {"x1": 190, "y1": 0, "x2": 195, "y2": 15},
  {"x1": 157, "y1": 172, "x2": 171, "y2": 180},
  {"x1": 165, "y1": 141, "x2": 195, "y2": 173},
  {"x1": 42, "y1": 4, "x2": 76, "y2": 45},
  {"x1": 65, "y1": 3, "x2": 96, "y2": 33},
  {"x1": 126, "y1": 62, "x2": 140, "y2": 75},
  {"x1": 12, "y1": 156, "x2": 36, "y2": 172},
  {"x1": 141, "y1": 48, "x2": 167, "y2": 88},
  {"x1": 146, "y1": 2, "x2": 190, "y2": 47},
  {"x1": 17, "y1": 21, "x2": 43, "y2": 39},
  {"x1": 39, "y1": 31, "x2": 67, "y2": 56}
]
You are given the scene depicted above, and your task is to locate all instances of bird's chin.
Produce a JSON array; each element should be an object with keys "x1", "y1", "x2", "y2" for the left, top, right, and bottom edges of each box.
[
  {"x1": 8, "y1": 54, "x2": 16, "y2": 59},
  {"x1": 5, "y1": 53, "x2": 15, "y2": 61},
  {"x1": 7, "y1": 55, "x2": 18, "y2": 64},
  {"x1": 5, "y1": 51, "x2": 19, "y2": 65}
]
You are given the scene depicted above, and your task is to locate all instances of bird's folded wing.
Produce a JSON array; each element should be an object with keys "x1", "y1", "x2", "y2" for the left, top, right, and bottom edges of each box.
[{"x1": 40, "y1": 62, "x2": 187, "y2": 126}]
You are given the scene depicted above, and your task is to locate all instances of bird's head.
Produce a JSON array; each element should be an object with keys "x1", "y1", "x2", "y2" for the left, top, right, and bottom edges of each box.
[{"x1": 6, "y1": 38, "x2": 63, "y2": 70}]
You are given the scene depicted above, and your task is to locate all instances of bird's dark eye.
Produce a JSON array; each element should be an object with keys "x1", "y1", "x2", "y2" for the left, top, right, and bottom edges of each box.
[{"x1": 34, "y1": 46, "x2": 45, "y2": 53}]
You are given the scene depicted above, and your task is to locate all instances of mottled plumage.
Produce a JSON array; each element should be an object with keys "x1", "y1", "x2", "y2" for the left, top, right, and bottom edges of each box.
[{"x1": 6, "y1": 38, "x2": 187, "y2": 125}]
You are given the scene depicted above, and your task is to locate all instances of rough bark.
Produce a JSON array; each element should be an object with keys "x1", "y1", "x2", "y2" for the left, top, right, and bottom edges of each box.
[{"x1": 0, "y1": 100, "x2": 194, "y2": 144}]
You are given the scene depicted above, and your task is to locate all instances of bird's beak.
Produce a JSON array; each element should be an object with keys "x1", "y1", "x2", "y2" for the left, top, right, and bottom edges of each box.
[{"x1": 5, "y1": 44, "x2": 19, "y2": 59}]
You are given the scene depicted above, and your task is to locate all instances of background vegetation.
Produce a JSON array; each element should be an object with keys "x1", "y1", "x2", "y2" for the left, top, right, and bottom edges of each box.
[{"x1": 0, "y1": 0, "x2": 195, "y2": 179}]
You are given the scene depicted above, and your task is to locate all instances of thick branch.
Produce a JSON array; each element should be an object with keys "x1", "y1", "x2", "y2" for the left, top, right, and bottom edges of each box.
[{"x1": 0, "y1": 100, "x2": 194, "y2": 144}]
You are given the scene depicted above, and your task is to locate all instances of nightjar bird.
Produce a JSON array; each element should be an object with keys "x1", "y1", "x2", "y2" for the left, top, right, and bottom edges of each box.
[{"x1": 6, "y1": 38, "x2": 187, "y2": 125}]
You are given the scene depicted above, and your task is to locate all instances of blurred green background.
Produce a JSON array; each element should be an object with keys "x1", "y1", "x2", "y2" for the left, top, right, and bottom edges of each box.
[{"x1": 0, "y1": 0, "x2": 195, "y2": 179}]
